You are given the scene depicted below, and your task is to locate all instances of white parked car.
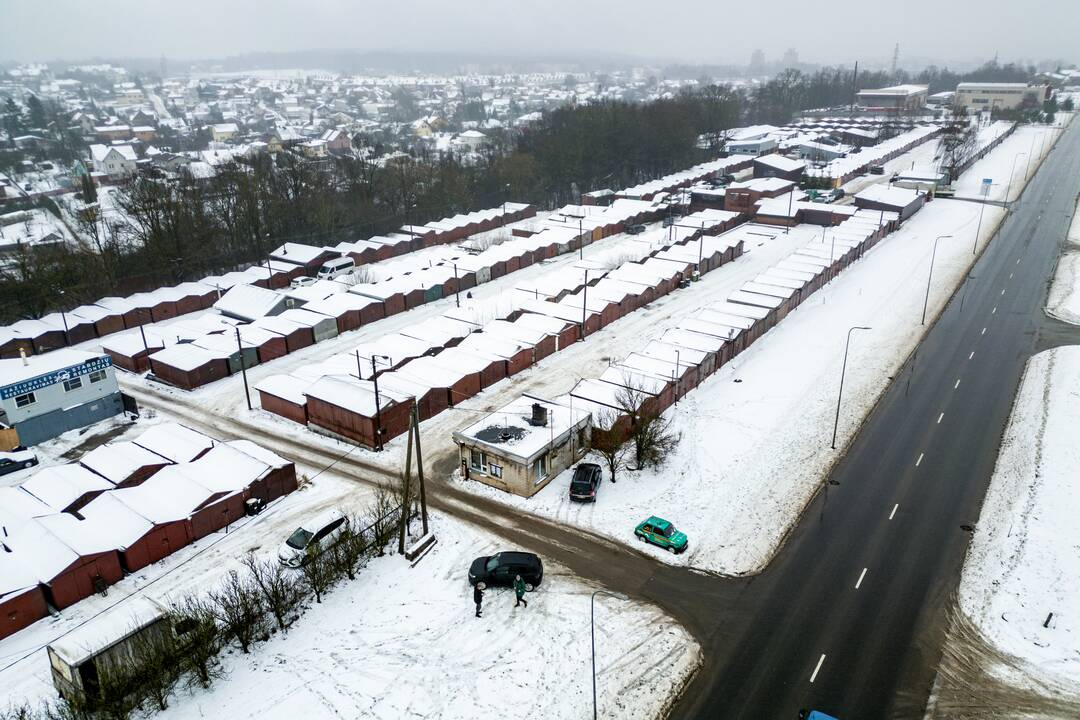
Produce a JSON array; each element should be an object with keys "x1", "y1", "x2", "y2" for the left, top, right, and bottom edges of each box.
[
  {"x1": 278, "y1": 509, "x2": 347, "y2": 567},
  {"x1": 290, "y1": 276, "x2": 317, "y2": 289},
  {"x1": 0, "y1": 447, "x2": 39, "y2": 476}
]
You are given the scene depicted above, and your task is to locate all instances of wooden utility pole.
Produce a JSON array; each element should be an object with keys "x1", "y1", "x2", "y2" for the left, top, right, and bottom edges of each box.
[
  {"x1": 411, "y1": 404, "x2": 429, "y2": 535},
  {"x1": 397, "y1": 413, "x2": 414, "y2": 554}
]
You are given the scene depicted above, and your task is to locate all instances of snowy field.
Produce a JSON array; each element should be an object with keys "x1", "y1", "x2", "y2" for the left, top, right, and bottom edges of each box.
[
  {"x1": 953, "y1": 346, "x2": 1080, "y2": 700},
  {"x1": 0, "y1": 511, "x2": 699, "y2": 720},
  {"x1": 1046, "y1": 198, "x2": 1080, "y2": 325}
]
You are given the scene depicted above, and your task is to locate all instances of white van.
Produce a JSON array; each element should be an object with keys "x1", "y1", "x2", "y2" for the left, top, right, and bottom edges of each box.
[
  {"x1": 316, "y1": 256, "x2": 355, "y2": 280},
  {"x1": 278, "y1": 508, "x2": 347, "y2": 567}
]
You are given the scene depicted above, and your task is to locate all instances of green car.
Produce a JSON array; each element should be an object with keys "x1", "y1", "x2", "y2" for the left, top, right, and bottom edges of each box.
[{"x1": 634, "y1": 516, "x2": 688, "y2": 554}]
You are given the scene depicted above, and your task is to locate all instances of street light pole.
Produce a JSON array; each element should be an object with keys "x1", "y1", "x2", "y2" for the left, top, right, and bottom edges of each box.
[
  {"x1": 831, "y1": 325, "x2": 871, "y2": 449},
  {"x1": 579, "y1": 217, "x2": 584, "y2": 260},
  {"x1": 973, "y1": 197, "x2": 987, "y2": 255},
  {"x1": 1005, "y1": 153, "x2": 1026, "y2": 204},
  {"x1": 921, "y1": 235, "x2": 952, "y2": 325},
  {"x1": 591, "y1": 589, "x2": 629, "y2": 720},
  {"x1": 452, "y1": 263, "x2": 460, "y2": 307}
]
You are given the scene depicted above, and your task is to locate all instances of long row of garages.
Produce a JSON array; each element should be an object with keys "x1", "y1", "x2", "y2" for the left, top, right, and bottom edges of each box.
[
  {"x1": 254, "y1": 210, "x2": 748, "y2": 448},
  {"x1": 560, "y1": 209, "x2": 901, "y2": 442},
  {"x1": 108, "y1": 200, "x2": 678, "y2": 390},
  {"x1": 0, "y1": 204, "x2": 537, "y2": 361},
  {"x1": 0, "y1": 422, "x2": 297, "y2": 641}
]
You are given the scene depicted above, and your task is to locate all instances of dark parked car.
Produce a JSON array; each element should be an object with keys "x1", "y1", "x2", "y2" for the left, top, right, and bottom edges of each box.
[
  {"x1": 569, "y1": 462, "x2": 602, "y2": 502},
  {"x1": 0, "y1": 447, "x2": 38, "y2": 476},
  {"x1": 869, "y1": 164, "x2": 885, "y2": 175},
  {"x1": 626, "y1": 223, "x2": 647, "y2": 235},
  {"x1": 469, "y1": 551, "x2": 543, "y2": 590}
]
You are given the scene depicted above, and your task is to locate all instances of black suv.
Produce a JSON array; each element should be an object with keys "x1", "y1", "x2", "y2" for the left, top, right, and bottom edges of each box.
[
  {"x1": 469, "y1": 551, "x2": 543, "y2": 590},
  {"x1": 569, "y1": 462, "x2": 602, "y2": 502}
]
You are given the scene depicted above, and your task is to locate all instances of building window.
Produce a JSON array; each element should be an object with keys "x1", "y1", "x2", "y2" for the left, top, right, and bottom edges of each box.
[
  {"x1": 489, "y1": 463, "x2": 502, "y2": 479},
  {"x1": 15, "y1": 392, "x2": 35, "y2": 408},
  {"x1": 470, "y1": 449, "x2": 487, "y2": 472},
  {"x1": 88, "y1": 369, "x2": 108, "y2": 384},
  {"x1": 533, "y1": 455, "x2": 548, "y2": 484},
  {"x1": 63, "y1": 376, "x2": 83, "y2": 392}
]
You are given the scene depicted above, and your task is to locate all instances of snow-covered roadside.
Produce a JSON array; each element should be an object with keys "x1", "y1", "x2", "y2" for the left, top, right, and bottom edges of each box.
[
  {"x1": 3, "y1": 512, "x2": 700, "y2": 720},
  {"x1": 451, "y1": 198, "x2": 1004, "y2": 574},
  {"x1": 952, "y1": 347, "x2": 1080, "y2": 700},
  {"x1": 954, "y1": 121, "x2": 1068, "y2": 203},
  {"x1": 1045, "y1": 197, "x2": 1080, "y2": 325}
]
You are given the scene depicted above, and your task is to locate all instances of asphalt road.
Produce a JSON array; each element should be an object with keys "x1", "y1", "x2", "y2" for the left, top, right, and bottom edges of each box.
[
  {"x1": 122, "y1": 120, "x2": 1080, "y2": 720},
  {"x1": 669, "y1": 117, "x2": 1080, "y2": 719}
]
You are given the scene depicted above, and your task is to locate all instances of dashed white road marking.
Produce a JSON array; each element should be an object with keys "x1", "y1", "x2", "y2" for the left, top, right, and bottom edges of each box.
[
  {"x1": 937, "y1": 412, "x2": 945, "y2": 424},
  {"x1": 889, "y1": 504, "x2": 899, "y2": 520},
  {"x1": 969, "y1": 351, "x2": 975, "y2": 360},
  {"x1": 855, "y1": 568, "x2": 868, "y2": 590},
  {"x1": 992, "y1": 306, "x2": 997, "y2": 314},
  {"x1": 916, "y1": 453, "x2": 924, "y2": 467},
  {"x1": 1001, "y1": 288, "x2": 1006, "y2": 296},
  {"x1": 954, "y1": 378, "x2": 961, "y2": 389},
  {"x1": 982, "y1": 327, "x2": 987, "y2": 335},
  {"x1": 810, "y1": 654, "x2": 826, "y2": 683}
]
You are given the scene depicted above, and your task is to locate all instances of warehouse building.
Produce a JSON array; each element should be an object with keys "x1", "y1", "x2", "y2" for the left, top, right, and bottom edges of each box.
[
  {"x1": 953, "y1": 82, "x2": 1051, "y2": 111},
  {"x1": 856, "y1": 84, "x2": 929, "y2": 112},
  {"x1": 0, "y1": 350, "x2": 125, "y2": 447}
]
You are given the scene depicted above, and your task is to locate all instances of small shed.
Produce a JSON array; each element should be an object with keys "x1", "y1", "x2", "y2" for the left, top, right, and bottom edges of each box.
[
  {"x1": 133, "y1": 422, "x2": 215, "y2": 463},
  {"x1": 3, "y1": 519, "x2": 124, "y2": 610},
  {"x1": 302, "y1": 292, "x2": 383, "y2": 334},
  {"x1": 251, "y1": 315, "x2": 314, "y2": 353},
  {"x1": 80, "y1": 441, "x2": 171, "y2": 488},
  {"x1": 101, "y1": 331, "x2": 164, "y2": 374},
  {"x1": 151, "y1": 343, "x2": 232, "y2": 389},
  {"x1": 10, "y1": 319, "x2": 67, "y2": 355},
  {"x1": 41, "y1": 312, "x2": 97, "y2": 346},
  {"x1": 0, "y1": 551, "x2": 47, "y2": 640},
  {"x1": 185, "y1": 444, "x2": 271, "y2": 506},
  {"x1": 256, "y1": 374, "x2": 311, "y2": 425},
  {"x1": 225, "y1": 439, "x2": 298, "y2": 502},
  {"x1": 213, "y1": 284, "x2": 288, "y2": 323},
  {"x1": 74, "y1": 492, "x2": 190, "y2": 573},
  {"x1": 192, "y1": 332, "x2": 259, "y2": 375},
  {"x1": 20, "y1": 464, "x2": 114, "y2": 514},
  {"x1": 71, "y1": 305, "x2": 125, "y2": 338},
  {"x1": 304, "y1": 375, "x2": 413, "y2": 448},
  {"x1": 278, "y1": 308, "x2": 338, "y2": 344},
  {"x1": 852, "y1": 185, "x2": 927, "y2": 222}
]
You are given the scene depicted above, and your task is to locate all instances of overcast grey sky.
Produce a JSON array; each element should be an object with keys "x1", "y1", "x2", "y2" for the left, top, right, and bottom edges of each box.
[{"x1": 0, "y1": 0, "x2": 1073, "y2": 68}]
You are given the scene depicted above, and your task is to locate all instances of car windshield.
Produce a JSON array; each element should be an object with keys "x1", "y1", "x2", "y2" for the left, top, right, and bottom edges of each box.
[
  {"x1": 658, "y1": 525, "x2": 673, "y2": 538},
  {"x1": 285, "y1": 527, "x2": 313, "y2": 550},
  {"x1": 570, "y1": 477, "x2": 591, "y2": 490},
  {"x1": 485, "y1": 555, "x2": 500, "y2": 573}
]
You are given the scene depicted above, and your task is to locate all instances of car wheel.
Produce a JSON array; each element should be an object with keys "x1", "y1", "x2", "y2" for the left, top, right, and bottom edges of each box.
[
  {"x1": 637, "y1": 534, "x2": 646, "y2": 543},
  {"x1": 667, "y1": 546, "x2": 677, "y2": 554},
  {"x1": 525, "y1": 583, "x2": 535, "y2": 592},
  {"x1": 23, "y1": 461, "x2": 33, "y2": 469}
]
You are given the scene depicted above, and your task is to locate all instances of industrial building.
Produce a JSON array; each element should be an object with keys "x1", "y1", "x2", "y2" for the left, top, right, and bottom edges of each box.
[
  {"x1": 856, "y1": 84, "x2": 929, "y2": 112},
  {"x1": 953, "y1": 82, "x2": 1051, "y2": 111},
  {"x1": 0, "y1": 350, "x2": 125, "y2": 447}
]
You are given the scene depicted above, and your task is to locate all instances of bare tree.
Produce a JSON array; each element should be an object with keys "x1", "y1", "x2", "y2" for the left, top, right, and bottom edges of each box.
[
  {"x1": 171, "y1": 595, "x2": 223, "y2": 690},
  {"x1": 128, "y1": 623, "x2": 181, "y2": 712},
  {"x1": 590, "y1": 409, "x2": 630, "y2": 483},
  {"x1": 615, "y1": 379, "x2": 681, "y2": 471},
  {"x1": 299, "y1": 545, "x2": 335, "y2": 604},
  {"x1": 208, "y1": 570, "x2": 264, "y2": 654},
  {"x1": 242, "y1": 554, "x2": 302, "y2": 633}
]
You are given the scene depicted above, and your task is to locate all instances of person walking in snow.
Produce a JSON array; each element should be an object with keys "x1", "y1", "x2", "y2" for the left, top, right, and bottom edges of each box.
[
  {"x1": 474, "y1": 582, "x2": 485, "y2": 617},
  {"x1": 513, "y1": 575, "x2": 528, "y2": 608}
]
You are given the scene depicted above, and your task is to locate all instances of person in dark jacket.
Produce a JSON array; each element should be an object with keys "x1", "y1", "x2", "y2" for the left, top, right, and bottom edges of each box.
[
  {"x1": 513, "y1": 575, "x2": 528, "y2": 608},
  {"x1": 474, "y1": 582, "x2": 485, "y2": 617}
]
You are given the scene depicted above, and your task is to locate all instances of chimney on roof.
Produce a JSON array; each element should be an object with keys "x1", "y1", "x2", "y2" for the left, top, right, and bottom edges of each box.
[
  {"x1": 529, "y1": 402, "x2": 548, "y2": 427},
  {"x1": 18, "y1": 347, "x2": 28, "y2": 366}
]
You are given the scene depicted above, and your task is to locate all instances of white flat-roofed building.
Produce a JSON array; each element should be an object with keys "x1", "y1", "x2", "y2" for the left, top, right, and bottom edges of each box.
[
  {"x1": 856, "y1": 84, "x2": 929, "y2": 112},
  {"x1": 954, "y1": 83, "x2": 1051, "y2": 111}
]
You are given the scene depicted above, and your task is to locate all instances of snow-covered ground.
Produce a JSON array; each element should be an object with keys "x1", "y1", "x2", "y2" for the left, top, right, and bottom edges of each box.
[
  {"x1": 954, "y1": 346, "x2": 1080, "y2": 699},
  {"x1": 451, "y1": 197, "x2": 1006, "y2": 574},
  {"x1": 445, "y1": 119, "x2": 1068, "y2": 575},
  {"x1": 1, "y1": 509, "x2": 699, "y2": 720},
  {"x1": 954, "y1": 119, "x2": 1070, "y2": 203},
  {"x1": 1046, "y1": 196, "x2": 1080, "y2": 325}
]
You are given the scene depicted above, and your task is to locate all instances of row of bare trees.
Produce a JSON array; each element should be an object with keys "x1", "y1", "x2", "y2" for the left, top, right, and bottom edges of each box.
[
  {"x1": 591, "y1": 380, "x2": 681, "y2": 484},
  {"x1": 2, "y1": 491, "x2": 405, "y2": 720}
]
